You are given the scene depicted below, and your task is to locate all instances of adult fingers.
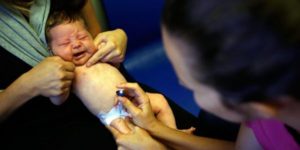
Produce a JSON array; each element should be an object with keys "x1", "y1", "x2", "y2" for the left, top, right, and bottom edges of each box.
[
  {"x1": 110, "y1": 118, "x2": 131, "y2": 134},
  {"x1": 49, "y1": 86, "x2": 70, "y2": 97},
  {"x1": 124, "y1": 119, "x2": 135, "y2": 130},
  {"x1": 93, "y1": 32, "x2": 106, "y2": 47},
  {"x1": 59, "y1": 80, "x2": 72, "y2": 89},
  {"x1": 117, "y1": 83, "x2": 149, "y2": 104},
  {"x1": 109, "y1": 56, "x2": 125, "y2": 66},
  {"x1": 98, "y1": 41, "x2": 117, "y2": 61},
  {"x1": 48, "y1": 56, "x2": 75, "y2": 72},
  {"x1": 119, "y1": 96, "x2": 141, "y2": 117},
  {"x1": 100, "y1": 48, "x2": 123, "y2": 63},
  {"x1": 107, "y1": 126, "x2": 121, "y2": 139},
  {"x1": 86, "y1": 42, "x2": 106, "y2": 67},
  {"x1": 86, "y1": 41, "x2": 116, "y2": 66},
  {"x1": 62, "y1": 61, "x2": 75, "y2": 72},
  {"x1": 61, "y1": 72, "x2": 75, "y2": 80}
]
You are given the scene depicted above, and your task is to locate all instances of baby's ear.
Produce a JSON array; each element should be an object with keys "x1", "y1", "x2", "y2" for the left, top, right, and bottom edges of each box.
[{"x1": 47, "y1": 47, "x2": 54, "y2": 56}]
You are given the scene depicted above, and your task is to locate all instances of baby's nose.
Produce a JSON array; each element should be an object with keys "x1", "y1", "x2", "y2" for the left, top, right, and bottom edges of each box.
[{"x1": 72, "y1": 40, "x2": 82, "y2": 49}]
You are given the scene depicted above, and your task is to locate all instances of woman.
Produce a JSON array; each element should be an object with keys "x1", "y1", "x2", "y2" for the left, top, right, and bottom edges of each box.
[
  {"x1": 0, "y1": 0, "x2": 198, "y2": 149},
  {"x1": 0, "y1": 0, "x2": 127, "y2": 149},
  {"x1": 110, "y1": 0, "x2": 300, "y2": 149}
]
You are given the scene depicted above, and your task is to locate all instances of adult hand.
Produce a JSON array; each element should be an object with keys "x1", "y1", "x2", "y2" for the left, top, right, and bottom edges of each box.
[
  {"x1": 49, "y1": 94, "x2": 70, "y2": 105},
  {"x1": 24, "y1": 56, "x2": 75, "y2": 105},
  {"x1": 117, "y1": 83, "x2": 159, "y2": 130},
  {"x1": 108, "y1": 119, "x2": 167, "y2": 150},
  {"x1": 86, "y1": 29, "x2": 127, "y2": 67}
]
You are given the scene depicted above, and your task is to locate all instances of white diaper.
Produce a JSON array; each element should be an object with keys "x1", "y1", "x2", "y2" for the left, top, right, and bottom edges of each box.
[{"x1": 97, "y1": 101, "x2": 129, "y2": 125}]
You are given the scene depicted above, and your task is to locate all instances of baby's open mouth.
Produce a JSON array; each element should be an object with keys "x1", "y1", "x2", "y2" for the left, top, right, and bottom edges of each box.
[{"x1": 73, "y1": 51, "x2": 86, "y2": 60}]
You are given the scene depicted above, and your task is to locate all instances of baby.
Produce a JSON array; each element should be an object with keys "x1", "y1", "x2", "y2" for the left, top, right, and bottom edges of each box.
[{"x1": 46, "y1": 11, "x2": 176, "y2": 133}]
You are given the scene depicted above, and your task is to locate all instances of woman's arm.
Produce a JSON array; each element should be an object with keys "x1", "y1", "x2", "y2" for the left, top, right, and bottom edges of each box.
[
  {"x1": 0, "y1": 57, "x2": 75, "y2": 121},
  {"x1": 108, "y1": 119, "x2": 168, "y2": 150},
  {"x1": 117, "y1": 83, "x2": 235, "y2": 150},
  {"x1": 0, "y1": 73, "x2": 36, "y2": 121},
  {"x1": 148, "y1": 121, "x2": 234, "y2": 150}
]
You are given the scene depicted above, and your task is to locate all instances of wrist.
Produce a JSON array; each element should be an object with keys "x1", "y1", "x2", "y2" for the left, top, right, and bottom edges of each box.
[
  {"x1": 0, "y1": 73, "x2": 37, "y2": 107},
  {"x1": 19, "y1": 72, "x2": 39, "y2": 99},
  {"x1": 147, "y1": 120, "x2": 165, "y2": 134},
  {"x1": 150, "y1": 139, "x2": 167, "y2": 150}
]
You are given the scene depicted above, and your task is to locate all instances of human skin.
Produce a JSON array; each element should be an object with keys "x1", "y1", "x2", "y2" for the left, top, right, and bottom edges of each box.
[
  {"x1": 73, "y1": 63, "x2": 177, "y2": 132},
  {"x1": 74, "y1": 63, "x2": 126, "y2": 114},
  {"x1": 74, "y1": 63, "x2": 131, "y2": 133},
  {"x1": 0, "y1": 57, "x2": 75, "y2": 121},
  {"x1": 48, "y1": 20, "x2": 131, "y2": 132},
  {"x1": 49, "y1": 20, "x2": 97, "y2": 66},
  {"x1": 48, "y1": 20, "x2": 177, "y2": 132},
  {"x1": 119, "y1": 26, "x2": 300, "y2": 150},
  {"x1": 163, "y1": 26, "x2": 300, "y2": 132}
]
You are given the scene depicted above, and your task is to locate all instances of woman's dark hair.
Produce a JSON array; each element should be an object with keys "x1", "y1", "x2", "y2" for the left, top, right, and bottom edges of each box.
[{"x1": 162, "y1": 0, "x2": 300, "y2": 105}]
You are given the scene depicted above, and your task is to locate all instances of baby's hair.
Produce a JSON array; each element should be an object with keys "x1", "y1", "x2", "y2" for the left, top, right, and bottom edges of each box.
[
  {"x1": 45, "y1": 11, "x2": 85, "y2": 43},
  {"x1": 46, "y1": 0, "x2": 88, "y2": 44}
]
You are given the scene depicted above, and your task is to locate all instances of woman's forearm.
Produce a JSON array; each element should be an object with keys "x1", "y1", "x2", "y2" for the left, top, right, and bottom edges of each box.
[
  {"x1": 0, "y1": 73, "x2": 36, "y2": 121},
  {"x1": 149, "y1": 122, "x2": 235, "y2": 150}
]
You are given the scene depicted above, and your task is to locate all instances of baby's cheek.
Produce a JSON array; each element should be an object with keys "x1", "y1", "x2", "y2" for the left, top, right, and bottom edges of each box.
[
  {"x1": 54, "y1": 49, "x2": 72, "y2": 61},
  {"x1": 91, "y1": 45, "x2": 97, "y2": 54}
]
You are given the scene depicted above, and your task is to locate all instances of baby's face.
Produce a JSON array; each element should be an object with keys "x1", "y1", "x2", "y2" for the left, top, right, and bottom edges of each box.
[{"x1": 49, "y1": 20, "x2": 97, "y2": 66}]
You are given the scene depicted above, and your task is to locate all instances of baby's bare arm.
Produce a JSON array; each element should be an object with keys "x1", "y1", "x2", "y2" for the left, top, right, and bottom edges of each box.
[
  {"x1": 74, "y1": 64, "x2": 177, "y2": 132},
  {"x1": 73, "y1": 63, "x2": 126, "y2": 115}
]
